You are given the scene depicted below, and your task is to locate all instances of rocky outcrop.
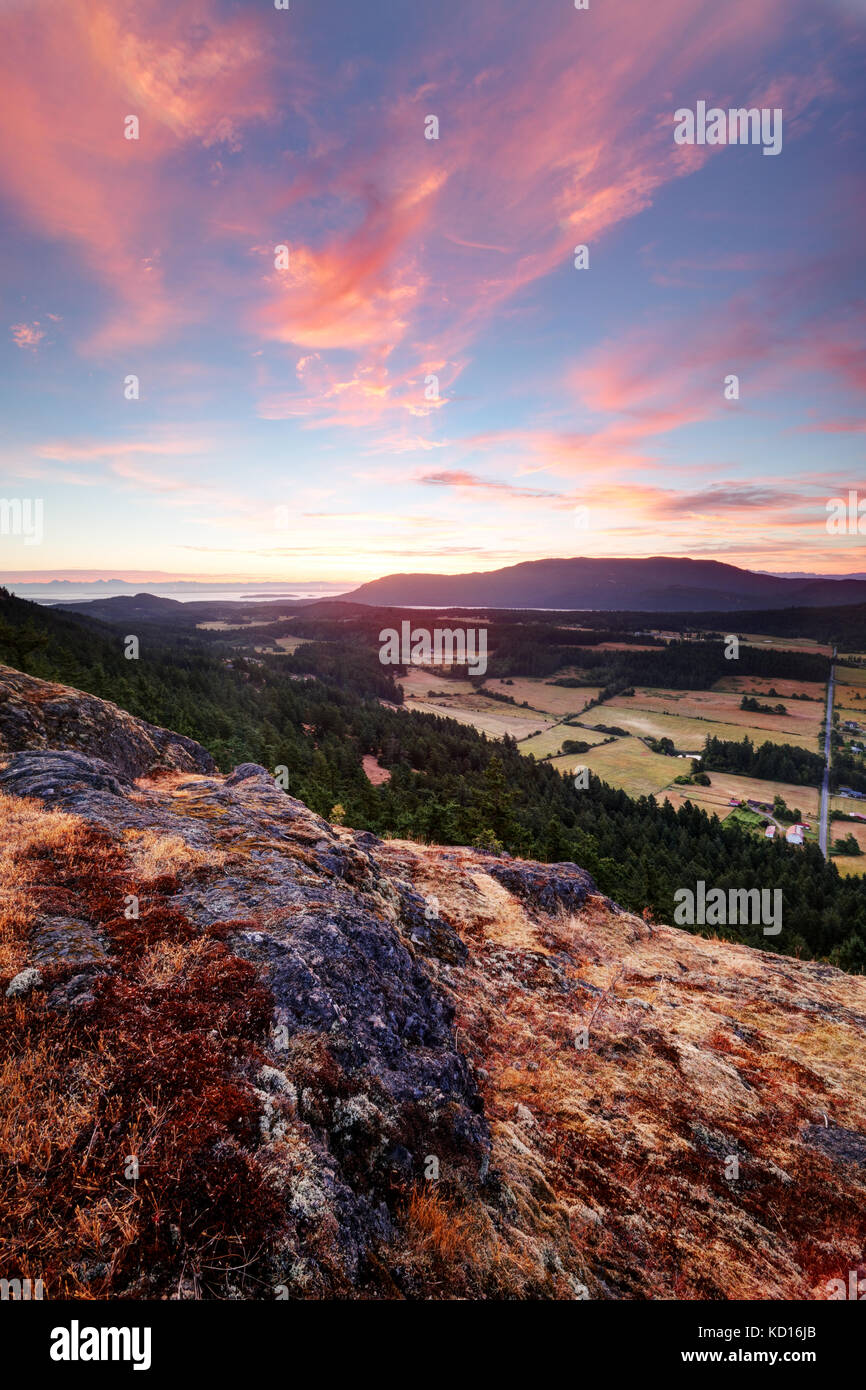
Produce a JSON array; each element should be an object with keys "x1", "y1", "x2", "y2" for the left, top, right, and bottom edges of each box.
[
  {"x1": 0, "y1": 665, "x2": 214, "y2": 777},
  {"x1": 1, "y1": 673, "x2": 865, "y2": 1301}
]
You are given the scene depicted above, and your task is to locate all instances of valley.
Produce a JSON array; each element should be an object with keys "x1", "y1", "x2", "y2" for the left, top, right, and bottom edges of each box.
[{"x1": 3, "y1": 585, "x2": 866, "y2": 970}]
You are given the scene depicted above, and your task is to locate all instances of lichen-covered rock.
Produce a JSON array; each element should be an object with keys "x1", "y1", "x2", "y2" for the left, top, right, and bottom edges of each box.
[
  {"x1": 486, "y1": 859, "x2": 597, "y2": 914},
  {"x1": 0, "y1": 665, "x2": 214, "y2": 777},
  {"x1": 5, "y1": 965, "x2": 42, "y2": 998}
]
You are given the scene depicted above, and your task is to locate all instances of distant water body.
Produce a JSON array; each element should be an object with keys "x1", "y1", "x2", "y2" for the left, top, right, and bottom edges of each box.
[{"x1": 17, "y1": 584, "x2": 349, "y2": 605}]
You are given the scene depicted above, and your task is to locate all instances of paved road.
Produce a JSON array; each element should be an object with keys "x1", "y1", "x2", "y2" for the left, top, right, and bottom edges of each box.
[{"x1": 818, "y1": 647, "x2": 836, "y2": 858}]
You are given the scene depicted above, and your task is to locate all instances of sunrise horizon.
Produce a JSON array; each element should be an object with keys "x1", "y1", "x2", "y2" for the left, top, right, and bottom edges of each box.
[
  {"x1": 1, "y1": 0, "x2": 864, "y2": 588},
  {"x1": 7, "y1": 549, "x2": 866, "y2": 593}
]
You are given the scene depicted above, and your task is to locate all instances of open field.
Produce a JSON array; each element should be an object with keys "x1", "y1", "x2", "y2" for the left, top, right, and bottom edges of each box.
[
  {"x1": 481, "y1": 677, "x2": 601, "y2": 716},
  {"x1": 518, "y1": 724, "x2": 611, "y2": 759},
  {"x1": 827, "y1": 818, "x2": 866, "y2": 876},
  {"x1": 740, "y1": 634, "x2": 833, "y2": 657},
  {"x1": 196, "y1": 619, "x2": 277, "y2": 631},
  {"x1": 832, "y1": 857, "x2": 866, "y2": 878},
  {"x1": 361, "y1": 754, "x2": 391, "y2": 785},
  {"x1": 402, "y1": 667, "x2": 831, "y2": 837},
  {"x1": 400, "y1": 672, "x2": 604, "y2": 743},
  {"x1": 550, "y1": 736, "x2": 680, "y2": 798},
  {"x1": 661, "y1": 769, "x2": 820, "y2": 821},
  {"x1": 254, "y1": 635, "x2": 313, "y2": 654},
  {"x1": 836, "y1": 664, "x2": 866, "y2": 687},
  {"x1": 830, "y1": 793, "x2": 866, "y2": 816},
  {"x1": 591, "y1": 697, "x2": 821, "y2": 754},
  {"x1": 833, "y1": 683, "x2": 866, "y2": 718},
  {"x1": 829, "y1": 818, "x2": 866, "y2": 850},
  {"x1": 618, "y1": 687, "x2": 824, "y2": 744},
  {"x1": 713, "y1": 675, "x2": 826, "y2": 701},
  {"x1": 407, "y1": 700, "x2": 555, "y2": 740},
  {"x1": 399, "y1": 670, "x2": 475, "y2": 699},
  {"x1": 436, "y1": 690, "x2": 557, "y2": 723},
  {"x1": 592, "y1": 641, "x2": 662, "y2": 652}
]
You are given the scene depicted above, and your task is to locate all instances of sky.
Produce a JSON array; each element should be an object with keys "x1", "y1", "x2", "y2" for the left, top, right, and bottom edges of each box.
[{"x1": 0, "y1": 0, "x2": 864, "y2": 586}]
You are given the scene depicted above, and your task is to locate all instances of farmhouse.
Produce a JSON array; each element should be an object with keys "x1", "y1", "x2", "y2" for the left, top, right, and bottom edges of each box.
[
  {"x1": 764, "y1": 825, "x2": 776, "y2": 838},
  {"x1": 785, "y1": 825, "x2": 805, "y2": 846}
]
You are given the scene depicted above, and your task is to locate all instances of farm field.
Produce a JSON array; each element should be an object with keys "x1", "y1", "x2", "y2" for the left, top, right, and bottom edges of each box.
[
  {"x1": 197, "y1": 619, "x2": 276, "y2": 630},
  {"x1": 591, "y1": 641, "x2": 662, "y2": 652},
  {"x1": 406, "y1": 699, "x2": 555, "y2": 741},
  {"x1": 661, "y1": 769, "x2": 820, "y2": 820},
  {"x1": 398, "y1": 658, "x2": 833, "y2": 853},
  {"x1": 546, "y1": 733, "x2": 822, "y2": 817},
  {"x1": 616, "y1": 687, "x2": 824, "y2": 744},
  {"x1": 518, "y1": 724, "x2": 611, "y2": 758},
  {"x1": 836, "y1": 664, "x2": 866, "y2": 687},
  {"x1": 714, "y1": 675, "x2": 826, "y2": 701},
  {"x1": 254, "y1": 635, "x2": 313, "y2": 654},
  {"x1": 740, "y1": 634, "x2": 833, "y2": 657},
  {"x1": 830, "y1": 793, "x2": 866, "y2": 816},
  {"x1": 827, "y1": 818, "x2": 866, "y2": 876},
  {"x1": 399, "y1": 672, "x2": 604, "y2": 743},
  {"x1": 550, "y1": 736, "x2": 680, "y2": 798},
  {"x1": 833, "y1": 684, "x2": 866, "y2": 719},
  {"x1": 588, "y1": 699, "x2": 821, "y2": 754},
  {"x1": 399, "y1": 670, "x2": 475, "y2": 699},
  {"x1": 481, "y1": 677, "x2": 601, "y2": 716}
]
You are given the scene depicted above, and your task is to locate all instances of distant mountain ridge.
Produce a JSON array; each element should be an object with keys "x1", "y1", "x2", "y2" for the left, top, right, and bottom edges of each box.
[{"x1": 345, "y1": 557, "x2": 866, "y2": 612}]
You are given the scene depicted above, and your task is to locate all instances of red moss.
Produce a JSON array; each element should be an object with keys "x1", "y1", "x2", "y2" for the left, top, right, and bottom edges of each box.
[{"x1": 0, "y1": 821, "x2": 285, "y2": 1298}]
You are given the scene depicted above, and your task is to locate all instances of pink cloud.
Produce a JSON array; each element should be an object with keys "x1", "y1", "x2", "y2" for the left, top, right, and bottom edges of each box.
[
  {"x1": 0, "y1": 0, "x2": 283, "y2": 351},
  {"x1": 10, "y1": 322, "x2": 45, "y2": 351}
]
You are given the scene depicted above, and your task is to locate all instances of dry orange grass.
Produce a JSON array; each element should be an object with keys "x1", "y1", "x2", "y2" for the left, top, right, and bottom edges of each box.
[
  {"x1": 0, "y1": 807, "x2": 281, "y2": 1300},
  {"x1": 122, "y1": 828, "x2": 227, "y2": 881},
  {"x1": 392, "y1": 1181, "x2": 553, "y2": 1297},
  {"x1": 377, "y1": 838, "x2": 866, "y2": 1300},
  {"x1": 0, "y1": 1019, "x2": 111, "y2": 1173},
  {"x1": 402, "y1": 1185, "x2": 474, "y2": 1264},
  {"x1": 136, "y1": 935, "x2": 213, "y2": 988},
  {"x1": 0, "y1": 792, "x2": 83, "y2": 976}
]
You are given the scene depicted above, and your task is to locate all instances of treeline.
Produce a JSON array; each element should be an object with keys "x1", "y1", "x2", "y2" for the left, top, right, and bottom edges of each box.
[
  {"x1": 740, "y1": 695, "x2": 787, "y2": 715},
  {"x1": 542, "y1": 640, "x2": 828, "y2": 692},
  {"x1": 831, "y1": 752, "x2": 866, "y2": 795},
  {"x1": 650, "y1": 604, "x2": 866, "y2": 650},
  {"x1": 700, "y1": 734, "x2": 824, "y2": 786},
  {"x1": 392, "y1": 600, "x2": 866, "y2": 650},
  {"x1": 1, "y1": 589, "x2": 863, "y2": 973},
  {"x1": 196, "y1": 600, "x2": 831, "y2": 690}
]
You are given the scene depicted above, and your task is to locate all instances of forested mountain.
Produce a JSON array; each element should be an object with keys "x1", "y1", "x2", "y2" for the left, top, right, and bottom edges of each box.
[{"x1": 346, "y1": 557, "x2": 866, "y2": 612}]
